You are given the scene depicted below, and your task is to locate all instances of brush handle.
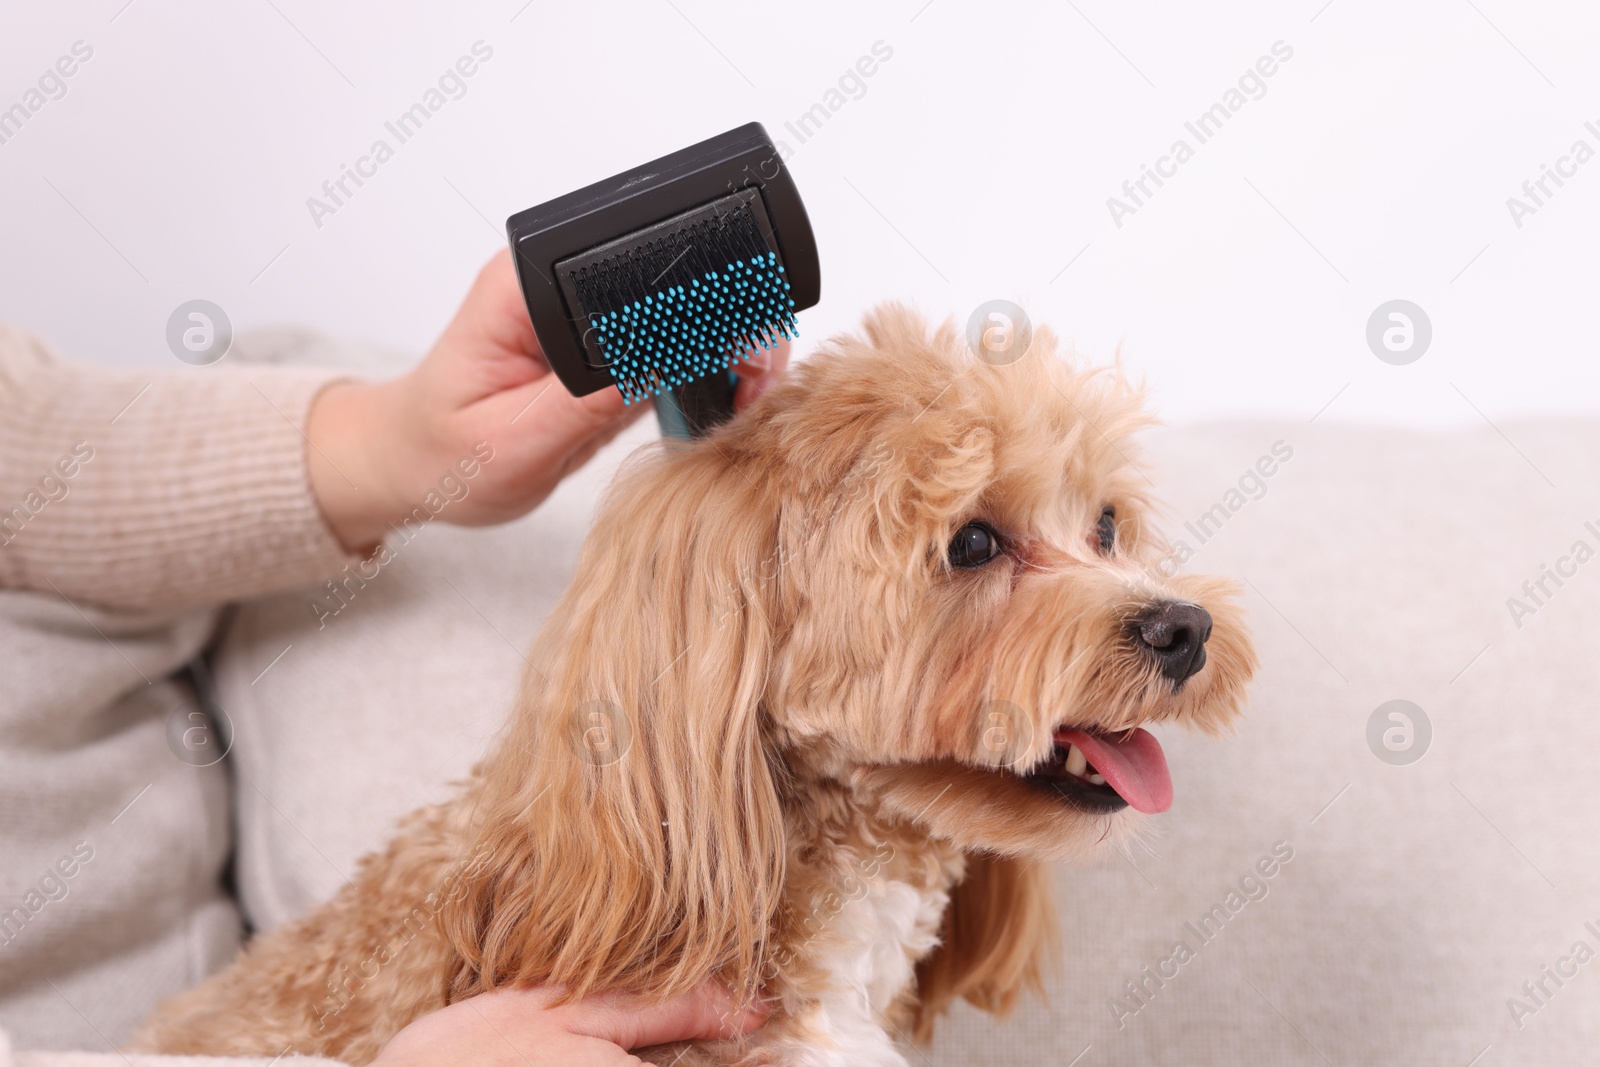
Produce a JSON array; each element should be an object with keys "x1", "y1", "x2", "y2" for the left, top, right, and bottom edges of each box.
[{"x1": 652, "y1": 370, "x2": 737, "y2": 440}]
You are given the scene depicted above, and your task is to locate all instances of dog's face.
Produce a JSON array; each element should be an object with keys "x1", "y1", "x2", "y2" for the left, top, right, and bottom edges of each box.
[{"x1": 719, "y1": 306, "x2": 1258, "y2": 861}]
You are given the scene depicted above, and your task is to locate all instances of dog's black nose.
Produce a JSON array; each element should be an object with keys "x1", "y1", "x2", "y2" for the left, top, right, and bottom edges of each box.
[{"x1": 1133, "y1": 602, "x2": 1213, "y2": 683}]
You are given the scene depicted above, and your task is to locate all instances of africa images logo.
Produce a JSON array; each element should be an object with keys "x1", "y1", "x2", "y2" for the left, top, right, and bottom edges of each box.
[
  {"x1": 305, "y1": 41, "x2": 494, "y2": 229},
  {"x1": 1106, "y1": 40, "x2": 1294, "y2": 228}
]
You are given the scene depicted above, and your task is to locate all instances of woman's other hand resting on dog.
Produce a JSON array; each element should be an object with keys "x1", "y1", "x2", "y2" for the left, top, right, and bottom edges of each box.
[
  {"x1": 306, "y1": 249, "x2": 790, "y2": 552},
  {"x1": 370, "y1": 982, "x2": 766, "y2": 1067}
]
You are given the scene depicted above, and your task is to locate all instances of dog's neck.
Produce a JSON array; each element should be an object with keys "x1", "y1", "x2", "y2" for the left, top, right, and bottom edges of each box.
[
  {"x1": 775, "y1": 744, "x2": 950, "y2": 860},
  {"x1": 758, "y1": 746, "x2": 964, "y2": 1062}
]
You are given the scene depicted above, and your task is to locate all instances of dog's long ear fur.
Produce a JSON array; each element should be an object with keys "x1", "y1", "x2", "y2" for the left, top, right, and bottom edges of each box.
[
  {"x1": 911, "y1": 853, "x2": 1057, "y2": 1041},
  {"x1": 440, "y1": 445, "x2": 785, "y2": 1003}
]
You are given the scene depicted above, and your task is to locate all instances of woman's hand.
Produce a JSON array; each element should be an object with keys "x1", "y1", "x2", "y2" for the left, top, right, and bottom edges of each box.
[
  {"x1": 307, "y1": 249, "x2": 789, "y2": 551},
  {"x1": 369, "y1": 982, "x2": 766, "y2": 1067}
]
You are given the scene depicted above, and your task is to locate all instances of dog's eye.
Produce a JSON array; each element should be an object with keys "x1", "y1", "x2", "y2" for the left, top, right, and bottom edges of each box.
[
  {"x1": 1096, "y1": 506, "x2": 1116, "y2": 554},
  {"x1": 948, "y1": 522, "x2": 1002, "y2": 568}
]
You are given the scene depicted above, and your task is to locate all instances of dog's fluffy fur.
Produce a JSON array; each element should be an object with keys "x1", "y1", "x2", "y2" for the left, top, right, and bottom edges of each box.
[{"x1": 133, "y1": 306, "x2": 1256, "y2": 1065}]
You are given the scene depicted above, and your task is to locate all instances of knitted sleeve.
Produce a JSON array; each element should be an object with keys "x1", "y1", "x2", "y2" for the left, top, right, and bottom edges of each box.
[{"x1": 0, "y1": 324, "x2": 364, "y2": 613}]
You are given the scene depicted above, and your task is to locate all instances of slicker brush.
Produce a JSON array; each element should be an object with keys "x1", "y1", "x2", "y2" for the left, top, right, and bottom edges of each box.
[{"x1": 505, "y1": 123, "x2": 820, "y2": 438}]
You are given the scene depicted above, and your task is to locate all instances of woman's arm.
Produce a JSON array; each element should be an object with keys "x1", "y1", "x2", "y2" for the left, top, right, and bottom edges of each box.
[
  {"x1": 0, "y1": 322, "x2": 359, "y2": 614},
  {"x1": 0, "y1": 252, "x2": 786, "y2": 615}
]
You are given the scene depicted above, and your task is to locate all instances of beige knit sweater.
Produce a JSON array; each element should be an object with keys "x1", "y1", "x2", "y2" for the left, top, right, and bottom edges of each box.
[{"x1": 0, "y1": 323, "x2": 356, "y2": 1064}]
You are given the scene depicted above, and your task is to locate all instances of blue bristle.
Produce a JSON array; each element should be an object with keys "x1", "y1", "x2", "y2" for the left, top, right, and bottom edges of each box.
[{"x1": 586, "y1": 250, "x2": 798, "y2": 405}]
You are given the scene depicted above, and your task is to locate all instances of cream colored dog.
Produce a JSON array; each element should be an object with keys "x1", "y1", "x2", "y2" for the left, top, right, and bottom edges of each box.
[{"x1": 134, "y1": 306, "x2": 1256, "y2": 1065}]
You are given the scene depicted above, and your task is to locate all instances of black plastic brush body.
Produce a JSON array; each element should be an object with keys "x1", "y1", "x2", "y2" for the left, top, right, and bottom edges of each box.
[{"x1": 505, "y1": 123, "x2": 820, "y2": 438}]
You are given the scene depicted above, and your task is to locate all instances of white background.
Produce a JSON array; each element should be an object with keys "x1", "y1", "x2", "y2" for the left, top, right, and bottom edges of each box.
[{"x1": 1, "y1": 0, "x2": 1595, "y2": 427}]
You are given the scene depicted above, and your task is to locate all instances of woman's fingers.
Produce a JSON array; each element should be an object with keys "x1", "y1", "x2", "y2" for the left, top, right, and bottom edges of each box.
[
  {"x1": 551, "y1": 982, "x2": 768, "y2": 1052},
  {"x1": 372, "y1": 983, "x2": 766, "y2": 1066}
]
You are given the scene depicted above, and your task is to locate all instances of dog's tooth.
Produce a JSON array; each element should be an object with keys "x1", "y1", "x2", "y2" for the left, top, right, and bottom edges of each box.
[
  {"x1": 1065, "y1": 744, "x2": 1087, "y2": 778},
  {"x1": 1087, "y1": 773, "x2": 1106, "y2": 785}
]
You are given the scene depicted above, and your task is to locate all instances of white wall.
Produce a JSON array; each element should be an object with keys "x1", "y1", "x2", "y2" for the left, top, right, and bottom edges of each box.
[{"x1": 1, "y1": 0, "x2": 1595, "y2": 426}]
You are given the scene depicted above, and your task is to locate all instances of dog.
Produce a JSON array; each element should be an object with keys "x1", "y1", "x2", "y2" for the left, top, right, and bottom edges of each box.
[{"x1": 132, "y1": 305, "x2": 1256, "y2": 1065}]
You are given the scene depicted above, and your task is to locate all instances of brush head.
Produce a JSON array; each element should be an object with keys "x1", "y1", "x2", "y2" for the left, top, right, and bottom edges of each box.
[
  {"x1": 560, "y1": 189, "x2": 795, "y2": 405},
  {"x1": 506, "y1": 123, "x2": 820, "y2": 407}
]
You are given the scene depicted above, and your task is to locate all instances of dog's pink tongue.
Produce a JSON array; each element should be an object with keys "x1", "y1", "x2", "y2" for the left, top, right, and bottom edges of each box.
[{"x1": 1055, "y1": 728, "x2": 1172, "y2": 814}]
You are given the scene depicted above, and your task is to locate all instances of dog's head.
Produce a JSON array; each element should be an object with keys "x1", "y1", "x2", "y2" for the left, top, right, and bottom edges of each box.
[
  {"x1": 749, "y1": 308, "x2": 1255, "y2": 858},
  {"x1": 444, "y1": 306, "x2": 1256, "y2": 1026}
]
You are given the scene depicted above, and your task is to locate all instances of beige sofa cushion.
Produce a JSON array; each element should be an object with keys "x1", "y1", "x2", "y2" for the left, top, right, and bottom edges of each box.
[{"x1": 214, "y1": 355, "x2": 1600, "y2": 1064}]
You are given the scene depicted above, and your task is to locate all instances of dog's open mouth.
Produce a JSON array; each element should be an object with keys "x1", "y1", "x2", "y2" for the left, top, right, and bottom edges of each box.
[{"x1": 1024, "y1": 727, "x2": 1173, "y2": 814}]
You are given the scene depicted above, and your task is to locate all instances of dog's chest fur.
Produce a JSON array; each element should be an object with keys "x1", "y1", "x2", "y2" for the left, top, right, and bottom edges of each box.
[
  {"x1": 752, "y1": 793, "x2": 967, "y2": 1067},
  {"x1": 779, "y1": 865, "x2": 951, "y2": 1065}
]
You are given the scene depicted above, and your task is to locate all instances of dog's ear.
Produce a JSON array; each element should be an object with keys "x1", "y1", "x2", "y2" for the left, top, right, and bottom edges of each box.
[
  {"x1": 439, "y1": 445, "x2": 784, "y2": 1003},
  {"x1": 911, "y1": 852, "x2": 1057, "y2": 1041}
]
